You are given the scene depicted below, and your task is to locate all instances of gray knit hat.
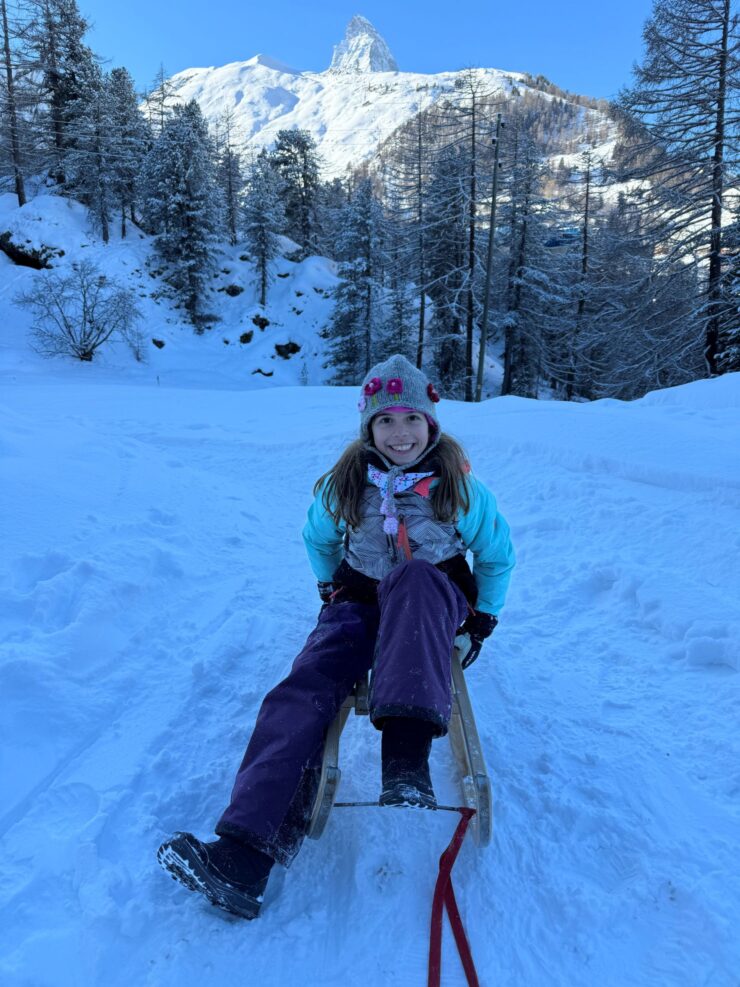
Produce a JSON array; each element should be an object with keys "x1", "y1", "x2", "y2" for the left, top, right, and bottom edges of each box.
[{"x1": 358, "y1": 353, "x2": 441, "y2": 441}]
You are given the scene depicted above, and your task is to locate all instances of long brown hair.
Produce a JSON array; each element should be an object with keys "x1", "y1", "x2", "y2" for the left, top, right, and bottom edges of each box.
[{"x1": 314, "y1": 434, "x2": 472, "y2": 529}]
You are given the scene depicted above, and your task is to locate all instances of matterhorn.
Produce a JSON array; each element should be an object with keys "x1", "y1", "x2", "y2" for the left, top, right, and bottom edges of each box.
[
  {"x1": 161, "y1": 15, "x2": 600, "y2": 175},
  {"x1": 328, "y1": 14, "x2": 399, "y2": 73}
]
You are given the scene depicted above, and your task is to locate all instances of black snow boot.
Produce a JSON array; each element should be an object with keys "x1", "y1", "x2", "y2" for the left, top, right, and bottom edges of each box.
[
  {"x1": 157, "y1": 832, "x2": 274, "y2": 920},
  {"x1": 379, "y1": 717, "x2": 438, "y2": 809}
]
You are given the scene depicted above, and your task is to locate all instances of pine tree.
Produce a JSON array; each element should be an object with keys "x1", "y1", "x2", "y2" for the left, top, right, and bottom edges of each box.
[
  {"x1": 108, "y1": 66, "x2": 150, "y2": 237},
  {"x1": 64, "y1": 58, "x2": 114, "y2": 241},
  {"x1": 140, "y1": 100, "x2": 222, "y2": 327},
  {"x1": 620, "y1": 0, "x2": 740, "y2": 375},
  {"x1": 382, "y1": 188, "x2": 417, "y2": 364},
  {"x1": 270, "y1": 128, "x2": 320, "y2": 255},
  {"x1": 315, "y1": 176, "x2": 349, "y2": 257},
  {"x1": 214, "y1": 110, "x2": 244, "y2": 247},
  {"x1": 0, "y1": 1, "x2": 49, "y2": 193},
  {"x1": 558, "y1": 148, "x2": 606, "y2": 401},
  {"x1": 500, "y1": 137, "x2": 557, "y2": 397},
  {"x1": 444, "y1": 70, "x2": 501, "y2": 399},
  {"x1": 324, "y1": 178, "x2": 385, "y2": 383},
  {"x1": 242, "y1": 151, "x2": 284, "y2": 307},
  {"x1": 1, "y1": 0, "x2": 26, "y2": 204},
  {"x1": 424, "y1": 144, "x2": 470, "y2": 397},
  {"x1": 25, "y1": 0, "x2": 95, "y2": 185},
  {"x1": 584, "y1": 196, "x2": 703, "y2": 397},
  {"x1": 142, "y1": 63, "x2": 178, "y2": 136},
  {"x1": 381, "y1": 107, "x2": 436, "y2": 367}
]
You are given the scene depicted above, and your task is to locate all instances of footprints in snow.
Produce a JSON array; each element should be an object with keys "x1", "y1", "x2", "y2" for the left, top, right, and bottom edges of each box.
[
  {"x1": 682, "y1": 621, "x2": 739, "y2": 671},
  {"x1": 3, "y1": 551, "x2": 95, "y2": 634},
  {"x1": 36, "y1": 781, "x2": 101, "y2": 833},
  {"x1": 10, "y1": 549, "x2": 76, "y2": 594}
]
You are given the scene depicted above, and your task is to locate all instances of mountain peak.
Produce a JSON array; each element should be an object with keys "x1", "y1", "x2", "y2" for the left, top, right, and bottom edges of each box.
[
  {"x1": 328, "y1": 15, "x2": 398, "y2": 74},
  {"x1": 246, "y1": 53, "x2": 300, "y2": 75}
]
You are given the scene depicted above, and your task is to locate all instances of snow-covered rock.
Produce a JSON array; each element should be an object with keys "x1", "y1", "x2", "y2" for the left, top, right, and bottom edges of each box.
[{"x1": 328, "y1": 14, "x2": 399, "y2": 74}]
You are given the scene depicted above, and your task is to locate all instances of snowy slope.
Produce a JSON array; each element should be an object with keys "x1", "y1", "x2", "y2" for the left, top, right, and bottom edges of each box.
[
  {"x1": 0, "y1": 191, "x2": 506, "y2": 397},
  {"x1": 1, "y1": 358, "x2": 739, "y2": 985},
  {"x1": 0, "y1": 192, "x2": 338, "y2": 390}
]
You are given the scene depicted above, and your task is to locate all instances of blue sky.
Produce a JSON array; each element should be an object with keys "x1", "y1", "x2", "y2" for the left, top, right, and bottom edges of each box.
[{"x1": 85, "y1": 0, "x2": 654, "y2": 100}]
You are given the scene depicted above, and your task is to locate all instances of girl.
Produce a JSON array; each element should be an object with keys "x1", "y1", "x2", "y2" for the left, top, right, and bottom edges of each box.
[{"x1": 157, "y1": 354, "x2": 515, "y2": 920}]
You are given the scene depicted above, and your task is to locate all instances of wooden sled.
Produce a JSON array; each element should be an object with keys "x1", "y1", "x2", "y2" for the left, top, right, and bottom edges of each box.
[{"x1": 306, "y1": 635, "x2": 492, "y2": 847}]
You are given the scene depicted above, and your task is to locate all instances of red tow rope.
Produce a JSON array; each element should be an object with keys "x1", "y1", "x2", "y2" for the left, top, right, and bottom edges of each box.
[
  {"x1": 334, "y1": 800, "x2": 480, "y2": 985},
  {"x1": 428, "y1": 807, "x2": 479, "y2": 987}
]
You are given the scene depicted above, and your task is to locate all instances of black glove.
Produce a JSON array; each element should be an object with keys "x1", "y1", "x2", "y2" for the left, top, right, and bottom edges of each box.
[
  {"x1": 458, "y1": 611, "x2": 498, "y2": 669},
  {"x1": 317, "y1": 581, "x2": 334, "y2": 604}
]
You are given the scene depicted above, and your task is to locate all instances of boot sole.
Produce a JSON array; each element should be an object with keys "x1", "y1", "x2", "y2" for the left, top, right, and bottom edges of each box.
[
  {"x1": 379, "y1": 783, "x2": 438, "y2": 810},
  {"x1": 157, "y1": 833, "x2": 264, "y2": 920}
]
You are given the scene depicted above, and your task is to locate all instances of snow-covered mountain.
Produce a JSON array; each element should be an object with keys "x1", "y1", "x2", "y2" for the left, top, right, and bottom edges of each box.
[
  {"x1": 328, "y1": 14, "x2": 398, "y2": 73},
  {"x1": 159, "y1": 16, "x2": 541, "y2": 176}
]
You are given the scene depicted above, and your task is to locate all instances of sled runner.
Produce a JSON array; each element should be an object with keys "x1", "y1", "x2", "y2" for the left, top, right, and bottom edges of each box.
[{"x1": 307, "y1": 636, "x2": 492, "y2": 847}]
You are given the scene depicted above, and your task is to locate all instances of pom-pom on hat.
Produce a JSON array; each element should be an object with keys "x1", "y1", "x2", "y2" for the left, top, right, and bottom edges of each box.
[{"x1": 358, "y1": 353, "x2": 441, "y2": 441}]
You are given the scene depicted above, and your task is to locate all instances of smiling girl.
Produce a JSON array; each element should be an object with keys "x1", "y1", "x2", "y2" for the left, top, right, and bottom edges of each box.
[{"x1": 157, "y1": 353, "x2": 515, "y2": 921}]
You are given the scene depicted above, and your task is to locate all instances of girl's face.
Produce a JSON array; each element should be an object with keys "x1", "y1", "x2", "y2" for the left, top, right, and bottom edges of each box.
[{"x1": 371, "y1": 410, "x2": 430, "y2": 465}]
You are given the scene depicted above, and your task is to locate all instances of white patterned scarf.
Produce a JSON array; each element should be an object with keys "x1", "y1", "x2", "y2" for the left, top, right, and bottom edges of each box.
[{"x1": 367, "y1": 464, "x2": 434, "y2": 535}]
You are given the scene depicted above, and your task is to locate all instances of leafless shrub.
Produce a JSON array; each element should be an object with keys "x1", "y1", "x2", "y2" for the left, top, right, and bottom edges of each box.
[{"x1": 15, "y1": 260, "x2": 143, "y2": 362}]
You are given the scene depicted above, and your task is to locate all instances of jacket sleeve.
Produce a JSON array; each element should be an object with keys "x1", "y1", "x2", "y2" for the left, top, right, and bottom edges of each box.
[
  {"x1": 455, "y1": 475, "x2": 515, "y2": 616},
  {"x1": 302, "y1": 479, "x2": 346, "y2": 582}
]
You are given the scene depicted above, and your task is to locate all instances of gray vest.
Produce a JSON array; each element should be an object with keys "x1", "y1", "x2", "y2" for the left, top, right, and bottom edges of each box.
[{"x1": 343, "y1": 485, "x2": 465, "y2": 581}]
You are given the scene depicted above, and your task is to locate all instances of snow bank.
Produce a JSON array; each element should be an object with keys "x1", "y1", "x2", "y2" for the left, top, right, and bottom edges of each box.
[
  {"x1": 1, "y1": 370, "x2": 739, "y2": 986},
  {"x1": 0, "y1": 193, "x2": 338, "y2": 390}
]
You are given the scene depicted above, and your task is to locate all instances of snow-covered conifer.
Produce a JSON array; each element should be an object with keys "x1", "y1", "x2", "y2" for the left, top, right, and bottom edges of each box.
[
  {"x1": 24, "y1": 0, "x2": 95, "y2": 185},
  {"x1": 242, "y1": 151, "x2": 284, "y2": 307},
  {"x1": 64, "y1": 59, "x2": 115, "y2": 242},
  {"x1": 140, "y1": 100, "x2": 222, "y2": 327},
  {"x1": 620, "y1": 0, "x2": 740, "y2": 375},
  {"x1": 214, "y1": 111, "x2": 244, "y2": 247},
  {"x1": 0, "y1": 0, "x2": 27, "y2": 204},
  {"x1": 314, "y1": 176, "x2": 349, "y2": 257},
  {"x1": 424, "y1": 144, "x2": 469, "y2": 397},
  {"x1": 499, "y1": 137, "x2": 559, "y2": 398},
  {"x1": 108, "y1": 66, "x2": 151, "y2": 237},
  {"x1": 141, "y1": 63, "x2": 178, "y2": 136},
  {"x1": 270, "y1": 129, "x2": 320, "y2": 255},
  {"x1": 382, "y1": 194, "x2": 417, "y2": 365},
  {"x1": 381, "y1": 108, "x2": 436, "y2": 367},
  {"x1": 324, "y1": 178, "x2": 385, "y2": 383},
  {"x1": 438, "y1": 70, "x2": 500, "y2": 399}
]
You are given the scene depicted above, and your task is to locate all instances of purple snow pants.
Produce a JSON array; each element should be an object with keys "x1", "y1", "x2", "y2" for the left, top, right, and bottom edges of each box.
[{"x1": 216, "y1": 559, "x2": 469, "y2": 865}]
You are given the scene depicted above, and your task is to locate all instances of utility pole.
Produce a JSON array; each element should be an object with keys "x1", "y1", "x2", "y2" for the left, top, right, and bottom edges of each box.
[{"x1": 475, "y1": 114, "x2": 504, "y2": 402}]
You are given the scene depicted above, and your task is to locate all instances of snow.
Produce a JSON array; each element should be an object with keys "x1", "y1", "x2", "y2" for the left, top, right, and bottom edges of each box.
[
  {"x1": 155, "y1": 19, "x2": 621, "y2": 195},
  {"x1": 1, "y1": 177, "x2": 739, "y2": 986},
  {"x1": 2, "y1": 305, "x2": 740, "y2": 987},
  {"x1": 0, "y1": 192, "x2": 338, "y2": 390},
  {"x1": 163, "y1": 53, "x2": 527, "y2": 178},
  {"x1": 328, "y1": 15, "x2": 399, "y2": 75}
]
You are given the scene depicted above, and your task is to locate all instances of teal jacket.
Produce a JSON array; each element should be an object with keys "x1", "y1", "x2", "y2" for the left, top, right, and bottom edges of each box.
[{"x1": 302, "y1": 474, "x2": 515, "y2": 616}]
